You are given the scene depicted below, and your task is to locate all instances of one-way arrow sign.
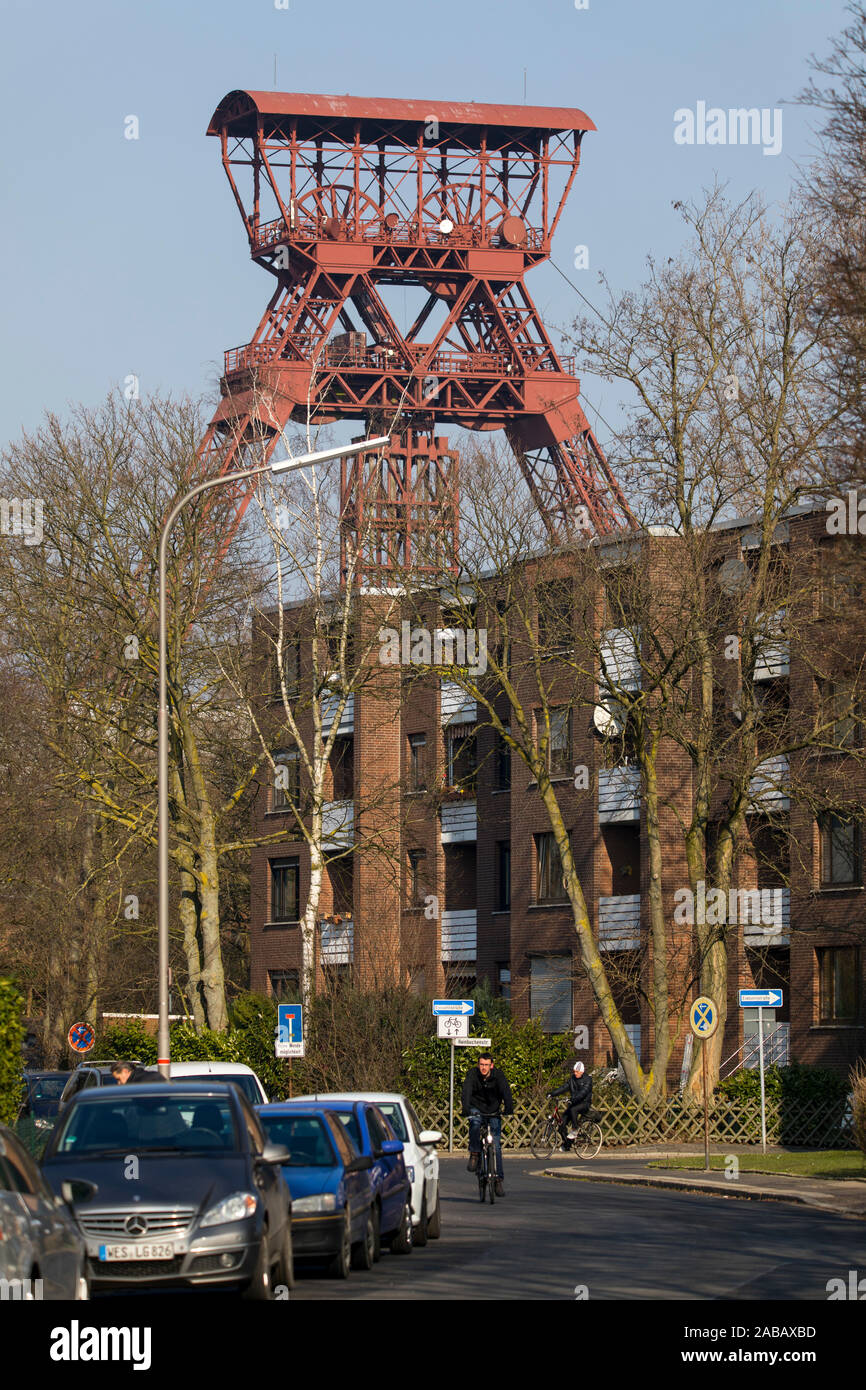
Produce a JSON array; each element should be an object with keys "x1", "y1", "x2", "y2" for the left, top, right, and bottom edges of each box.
[
  {"x1": 432, "y1": 999, "x2": 475, "y2": 1016},
  {"x1": 738, "y1": 989, "x2": 783, "y2": 1008}
]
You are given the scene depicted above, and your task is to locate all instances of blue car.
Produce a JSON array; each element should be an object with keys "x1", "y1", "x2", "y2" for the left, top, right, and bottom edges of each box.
[
  {"x1": 256, "y1": 1103, "x2": 376, "y2": 1279},
  {"x1": 310, "y1": 1100, "x2": 413, "y2": 1260}
]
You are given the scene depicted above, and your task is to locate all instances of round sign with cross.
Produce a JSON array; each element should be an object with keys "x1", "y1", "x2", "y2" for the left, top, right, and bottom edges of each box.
[
  {"x1": 67, "y1": 1021, "x2": 95, "y2": 1053},
  {"x1": 689, "y1": 996, "x2": 719, "y2": 1039}
]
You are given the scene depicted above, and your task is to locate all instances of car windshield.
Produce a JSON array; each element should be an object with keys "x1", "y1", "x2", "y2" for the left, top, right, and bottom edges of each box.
[
  {"x1": 53, "y1": 1096, "x2": 239, "y2": 1154},
  {"x1": 259, "y1": 1114, "x2": 336, "y2": 1166},
  {"x1": 375, "y1": 1103, "x2": 408, "y2": 1142}
]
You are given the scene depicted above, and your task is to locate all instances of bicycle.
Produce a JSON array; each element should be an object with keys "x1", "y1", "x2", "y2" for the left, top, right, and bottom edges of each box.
[
  {"x1": 476, "y1": 1117, "x2": 497, "y2": 1204},
  {"x1": 529, "y1": 1100, "x2": 603, "y2": 1160}
]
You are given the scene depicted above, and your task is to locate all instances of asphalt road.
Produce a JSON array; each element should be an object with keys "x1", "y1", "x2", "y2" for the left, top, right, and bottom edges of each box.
[{"x1": 292, "y1": 1155, "x2": 866, "y2": 1300}]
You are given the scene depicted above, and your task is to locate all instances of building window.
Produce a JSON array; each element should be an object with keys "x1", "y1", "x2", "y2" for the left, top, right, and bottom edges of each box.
[
  {"x1": 820, "y1": 815, "x2": 861, "y2": 886},
  {"x1": 271, "y1": 859, "x2": 300, "y2": 922},
  {"x1": 548, "y1": 707, "x2": 571, "y2": 776},
  {"x1": 494, "y1": 726, "x2": 511, "y2": 790},
  {"x1": 821, "y1": 679, "x2": 863, "y2": 750},
  {"x1": 498, "y1": 965, "x2": 511, "y2": 1004},
  {"x1": 274, "y1": 637, "x2": 300, "y2": 696},
  {"x1": 535, "y1": 831, "x2": 566, "y2": 903},
  {"x1": 537, "y1": 579, "x2": 573, "y2": 652},
  {"x1": 496, "y1": 841, "x2": 511, "y2": 911},
  {"x1": 817, "y1": 946, "x2": 859, "y2": 1024},
  {"x1": 408, "y1": 733, "x2": 427, "y2": 791},
  {"x1": 268, "y1": 970, "x2": 300, "y2": 1001},
  {"x1": 272, "y1": 751, "x2": 300, "y2": 810},
  {"x1": 530, "y1": 955, "x2": 572, "y2": 1032},
  {"x1": 408, "y1": 849, "x2": 427, "y2": 906},
  {"x1": 445, "y1": 728, "x2": 476, "y2": 793},
  {"x1": 331, "y1": 736, "x2": 354, "y2": 801}
]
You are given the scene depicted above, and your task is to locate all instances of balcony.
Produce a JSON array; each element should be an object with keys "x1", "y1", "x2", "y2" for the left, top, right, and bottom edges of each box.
[
  {"x1": 598, "y1": 767, "x2": 641, "y2": 823},
  {"x1": 322, "y1": 800, "x2": 354, "y2": 848},
  {"x1": 441, "y1": 909, "x2": 477, "y2": 962},
  {"x1": 600, "y1": 628, "x2": 641, "y2": 691},
  {"x1": 321, "y1": 690, "x2": 354, "y2": 735},
  {"x1": 753, "y1": 610, "x2": 789, "y2": 681},
  {"x1": 320, "y1": 919, "x2": 354, "y2": 965},
  {"x1": 441, "y1": 680, "x2": 476, "y2": 726},
  {"x1": 598, "y1": 894, "x2": 641, "y2": 950},
  {"x1": 748, "y1": 755, "x2": 790, "y2": 813},
  {"x1": 743, "y1": 886, "x2": 790, "y2": 947},
  {"x1": 440, "y1": 799, "x2": 477, "y2": 843}
]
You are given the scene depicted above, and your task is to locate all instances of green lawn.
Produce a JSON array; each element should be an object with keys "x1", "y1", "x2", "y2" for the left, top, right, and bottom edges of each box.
[{"x1": 648, "y1": 1150, "x2": 866, "y2": 1180}]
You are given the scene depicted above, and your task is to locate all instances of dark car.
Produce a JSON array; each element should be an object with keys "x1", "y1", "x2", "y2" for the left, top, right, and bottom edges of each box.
[
  {"x1": 57, "y1": 1061, "x2": 125, "y2": 1113},
  {"x1": 313, "y1": 1100, "x2": 412, "y2": 1259},
  {"x1": 257, "y1": 1103, "x2": 375, "y2": 1279},
  {"x1": 41, "y1": 1083, "x2": 293, "y2": 1298},
  {"x1": 19, "y1": 1072, "x2": 69, "y2": 1129},
  {"x1": 0, "y1": 1124, "x2": 88, "y2": 1299}
]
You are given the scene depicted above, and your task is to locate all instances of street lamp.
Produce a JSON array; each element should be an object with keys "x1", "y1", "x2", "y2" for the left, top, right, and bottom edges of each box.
[{"x1": 156, "y1": 434, "x2": 390, "y2": 1076}]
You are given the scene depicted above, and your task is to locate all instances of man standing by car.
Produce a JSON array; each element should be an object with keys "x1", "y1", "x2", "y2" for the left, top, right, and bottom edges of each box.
[
  {"x1": 461, "y1": 1052, "x2": 513, "y2": 1197},
  {"x1": 111, "y1": 1061, "x2": 167, "y2": 1085},
  {"x1": 549, "y1": 1061, "x2": 592, "y2": 1151}
]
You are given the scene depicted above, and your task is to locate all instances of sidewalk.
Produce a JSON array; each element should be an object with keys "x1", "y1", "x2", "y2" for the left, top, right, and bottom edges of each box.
[{"x1": 533, "y1": 1144, "x2": 866, "y2": 1220}]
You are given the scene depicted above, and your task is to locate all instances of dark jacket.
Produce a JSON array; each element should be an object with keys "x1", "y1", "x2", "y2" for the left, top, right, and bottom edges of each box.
[
  {"x1": 461, "y1": 1065, "x2": 514, "y2": 1117},
  {"x1": 550, "y1": 1072, "x2": 592, "y2": 1112},
  {"x1": 121, "y1": 1065, "x2": 167, "y2": 1085}
]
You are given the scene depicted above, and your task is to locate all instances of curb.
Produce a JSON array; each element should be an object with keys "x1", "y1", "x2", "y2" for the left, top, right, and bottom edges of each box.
[{"x1": 537, "y1": 1166, "x2": 866, "y2": 1220}]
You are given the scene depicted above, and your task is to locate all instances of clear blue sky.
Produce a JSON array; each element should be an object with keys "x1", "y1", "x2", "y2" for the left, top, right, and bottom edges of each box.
[{"x1": 0, "y1": 0, "x2": 849, "y2": 449}]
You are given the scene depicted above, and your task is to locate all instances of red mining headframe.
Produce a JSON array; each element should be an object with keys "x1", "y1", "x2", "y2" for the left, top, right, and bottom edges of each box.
[{"x1": 202, "y1": 90, "x2": 634, "y2": 581}]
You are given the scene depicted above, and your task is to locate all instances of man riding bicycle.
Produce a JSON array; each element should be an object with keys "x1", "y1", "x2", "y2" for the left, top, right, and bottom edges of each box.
[
  {"x1": 461, "y1": 1052, "x2": 514, "y2": 1197},
  {"x1": 548, "y1": 1060, "x2": 592, "y2": 1151}
]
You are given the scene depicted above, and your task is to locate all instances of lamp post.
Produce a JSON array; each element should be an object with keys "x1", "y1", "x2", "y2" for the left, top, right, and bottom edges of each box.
[{"x1": 156, "y1": 435, "x2": 390, "y2": 1077}]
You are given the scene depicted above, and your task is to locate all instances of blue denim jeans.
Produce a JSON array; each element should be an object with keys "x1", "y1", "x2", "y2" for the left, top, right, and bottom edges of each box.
[{"x1": 468, "y1": 1109, "x2": 503, "y2": 1178}]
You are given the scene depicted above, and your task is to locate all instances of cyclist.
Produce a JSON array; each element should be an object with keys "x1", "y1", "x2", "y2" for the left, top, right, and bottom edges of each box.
[
  {"x1": 548, "y1": 1060, "x2": 593, "y2": 1151},
  {"x1": 461, "y1": 1051, "x2": 514, "y2": 1197}
]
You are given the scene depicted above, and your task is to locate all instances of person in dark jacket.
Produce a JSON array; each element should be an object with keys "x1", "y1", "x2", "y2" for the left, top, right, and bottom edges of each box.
[
  {"x1": 549, "y1": 1061, "x2": 592, "y2": 1151},
  {"x1": 461, "y1": 1052, "x2": 514, "y2": 1195},
  {"x1": 111, "y1": 1061, "x2": 167, "y2": 1085}
]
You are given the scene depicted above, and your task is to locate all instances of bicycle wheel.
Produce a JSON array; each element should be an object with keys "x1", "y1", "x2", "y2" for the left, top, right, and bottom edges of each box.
[
  {"x1": 488, "y1": 1168, "x2": 495, "y2": 1204},
  {"x1": 576, "y1": 1122, "x2": 603, "y2": 1159},
  {"x1": 529, "y1": 1119, "x2": 557, "y2": 1160}
]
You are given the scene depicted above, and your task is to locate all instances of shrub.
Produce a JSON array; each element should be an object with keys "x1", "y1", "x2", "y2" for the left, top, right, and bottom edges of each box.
[
  {"x1": 851, "y1": 1061, "x2": 866, "y2": 1158},
  {"x1": 0, "y1": 979, "x2": 25, "y2": 1126},
  {"x1": 403, "y1": 1011, "x2": 573, "y2": 1108}
]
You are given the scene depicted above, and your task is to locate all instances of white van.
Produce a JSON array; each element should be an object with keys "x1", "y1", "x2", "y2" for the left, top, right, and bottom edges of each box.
[{"x1": 145, "y1": 1060, "x2": 269, "y2": 1106}]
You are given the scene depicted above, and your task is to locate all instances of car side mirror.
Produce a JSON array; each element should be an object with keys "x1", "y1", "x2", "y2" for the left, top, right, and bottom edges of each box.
[
  {"x1": 381, "y1": 1139, "x2": 404, "y2": 1156},
  {"x1": 418, "y1": 1130, "x2": 443, "y2": 1145},
  {"x1": 261, "y1": 1143, "x2": 291, "y2": 1164},
  {"x1": 60, "y1": 1179, "x2": 98, "y2": 1205}
]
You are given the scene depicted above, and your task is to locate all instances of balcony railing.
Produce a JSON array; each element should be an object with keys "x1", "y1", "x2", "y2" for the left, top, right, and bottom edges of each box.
[
  {"x1": 440, "y1": 799, "x2": 477, "y2": 843},
  {"x1": 598, "y1": 895, "x2": 641, "y2": 949},
  {"x1": 600, "y1": 627, "x2": 641, "y2": 691},
  {"x1": 598, "y1": 766, "x2": 641, "y2": 823},
  {"x1": 322, "y1": 800, "x2": 354, "y2": 848},
  {"x1": 320, "y1": 919, "x2": 354, "y2": 965},
  {"x1": 321, "y1": 690, "x2": 354, "y2": 734},
  {"x1": 748, "y1": 755, "x2": 790, "y2": 812},
  {"x1": 742, "y1": 886, "x2": 790, "y2": 946},
  {"x1": 441, "y1": 680, "x2": 476, "y2": 725},
  {"x1": 441, "y1": 909, "x2": 477, "y2": 962}
]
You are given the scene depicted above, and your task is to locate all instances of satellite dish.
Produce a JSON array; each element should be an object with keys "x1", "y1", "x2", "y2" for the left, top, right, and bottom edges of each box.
[
  {"x1": 593, "y1": 701, "x2": 624, "y2": 736},
  {"x1": 717, "y1": 556, "x2": 749, "y2": 596},
  {"x1": 438, "y1": 217, "x2": 455, "y2": 235}
]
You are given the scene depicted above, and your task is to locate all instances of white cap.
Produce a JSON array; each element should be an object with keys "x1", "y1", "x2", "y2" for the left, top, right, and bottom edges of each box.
[{"x1": 573, "y1": 1061, "x2": 585, "y2": 1074}]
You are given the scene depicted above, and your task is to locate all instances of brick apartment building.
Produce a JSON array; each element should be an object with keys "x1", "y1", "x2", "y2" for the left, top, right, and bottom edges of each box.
[{"x1": 249, "y1": 504, "x2": 865, "y2": 1082}]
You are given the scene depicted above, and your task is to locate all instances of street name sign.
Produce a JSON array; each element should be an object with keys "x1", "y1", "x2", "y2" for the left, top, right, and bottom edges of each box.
[
  {"x1": 738, "y1": 989, "x2": 783, "y2": 1008},
  {"x1": 454, "y1": 1036, "x2": 492, "y2": 1047},
  {"x1": 432, "y1": 999, "x2": 475, "y2": 1016}
]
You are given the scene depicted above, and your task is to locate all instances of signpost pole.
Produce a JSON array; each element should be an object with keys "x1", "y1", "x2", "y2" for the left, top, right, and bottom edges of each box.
[
  {"x1": 289, "y1": 1057, "x2": 293, "y2": 1100},
  {"x1": 757, "y1": 1004, "x2": 767, "y2": 1154},
  {"x1": 702, "y1": 1040, "x2": 710, "y2": 1172},
  {"x1": 449, "y1": 1040, "x2": 455, "y2": 1154}
]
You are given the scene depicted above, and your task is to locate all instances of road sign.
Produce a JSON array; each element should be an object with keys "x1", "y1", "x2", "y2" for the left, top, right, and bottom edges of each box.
[
  {"x1": 453, "y1": 1036, "x2": 492, "y2": 1047},
  {"x1": 277, "y1": 1003, "x2": 303, "y2": 1044},
  {"x1": 438, "y1": 1014, "x2": 469, "y2": 1039},
  {"x1": 689, "y1": 996, "x2": 719, "y2": 1038},
  {"x1": 738, "y1": 989, "x2": 783, "y2": 1008},
  {"x1": 432, "y1": 999, "x2": 475, "y2": 1016},
  {"x1": 67, "y1": 1022, "x2": 94, "y2": 1053}
]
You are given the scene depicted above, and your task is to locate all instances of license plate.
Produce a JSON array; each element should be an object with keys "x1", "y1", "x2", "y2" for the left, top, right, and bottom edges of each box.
[{"x1": 98, "y1": 1242, "x2": 175, "y2": 1261}]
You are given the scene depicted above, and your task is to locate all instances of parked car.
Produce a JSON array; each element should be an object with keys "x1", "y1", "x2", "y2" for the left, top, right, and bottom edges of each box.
[
  {"x1": 0, "y1": 1123, "x2": 89, "y2": 1299},
  {"x1": 18, "y1": 1072, "x2": 69, "y2": 1129},
  {"x1": 41, "y1": 1083, "x2": 293, "y2": 1297},
  {"x1": 57, "y1": 1061, "x2": 127, "y2": 1113},
  {"x1": 145, "y1": 1060, "x2": 269, "y2": 1106},
  {"x1": 257, "y1": 1103, "x2": 375, "y2": 1279},
  {"x1": 308, "y1": 1099, "x2": 413, "y2": 1259},
  {"x1": 294, "y1": 1092, "x2": 442, "y2": 1244}
]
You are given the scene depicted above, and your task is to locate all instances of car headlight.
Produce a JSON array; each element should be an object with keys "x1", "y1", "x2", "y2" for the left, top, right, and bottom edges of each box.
[
  {"x1": 406, "y1": 1166, "x2": 415, "y2": 1182},
  {"x1": 292, "y1": 1193, "x2": 337, "y2": 1213},
  {"x1": 200, "y1": 1192, "x2": 258, "y2": 1227}
]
